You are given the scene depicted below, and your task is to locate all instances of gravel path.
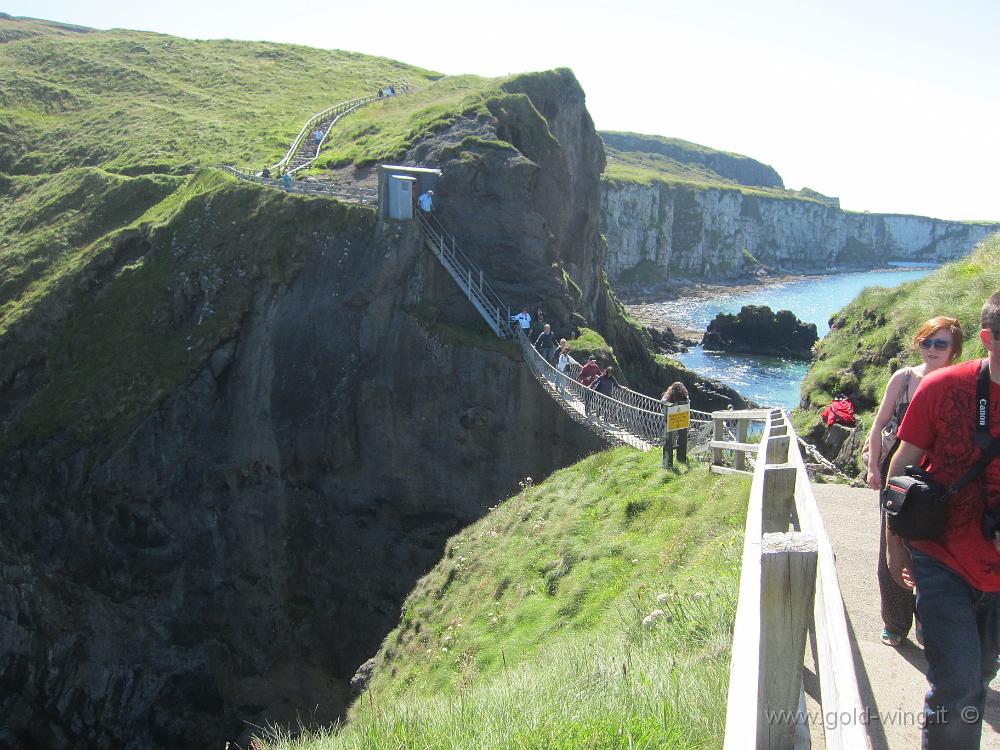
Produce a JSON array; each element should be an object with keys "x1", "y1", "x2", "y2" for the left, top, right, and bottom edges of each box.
[{"x1": 812, "y1": 481, "x2": 1000, "y2": 749}]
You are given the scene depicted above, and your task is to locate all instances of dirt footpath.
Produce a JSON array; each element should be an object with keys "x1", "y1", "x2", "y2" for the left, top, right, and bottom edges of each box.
[{"x1": 811, "y1": 482, "x2": 1000, "y2": 749}]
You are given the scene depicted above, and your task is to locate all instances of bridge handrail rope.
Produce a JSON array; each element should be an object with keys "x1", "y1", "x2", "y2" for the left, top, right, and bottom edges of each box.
[{"x1": 516, "y1": 330, "x2": 669, "y2": 449}]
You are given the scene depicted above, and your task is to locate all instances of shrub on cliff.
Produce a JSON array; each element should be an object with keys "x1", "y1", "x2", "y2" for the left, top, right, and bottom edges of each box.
[{"x1": 702, "y1": 304, "x2": 817, "y2": 359}]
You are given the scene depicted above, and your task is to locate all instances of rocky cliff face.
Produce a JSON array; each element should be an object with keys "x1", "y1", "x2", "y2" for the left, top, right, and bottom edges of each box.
[
  {"x1": 602, "y1": 182, "x2": 998, "y2": 287},
  {"x1": 0, "y1": 67, "x2": 751, "y2": 750},
  {"x1": 0, "y1": 70, "x2": 644, "y2": 748},
  {"x1": 0, "y1": 197, "x2": 607, "y2": 748}
]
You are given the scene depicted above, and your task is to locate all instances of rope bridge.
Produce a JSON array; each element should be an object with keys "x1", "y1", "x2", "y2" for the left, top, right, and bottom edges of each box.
[{"x1": 415, "y1": 212, "x2": 712, "y2": 452}]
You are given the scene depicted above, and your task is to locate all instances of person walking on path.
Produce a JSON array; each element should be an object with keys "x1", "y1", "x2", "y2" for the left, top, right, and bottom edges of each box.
[
  {"x1": 281, "y1": 172, "x2": 292, "y2": 191},
  {"x1": 534, "y1": 324, "x2": 558, "y2": 365},
  {"x1": 578, "y1": 356, "x2": 601, "y2": 415},
  {"x1": 885, "y1": 292, "x2": 1000, "y2": 749},
  {"x1": 556, "y1": 339, "x2": 576, "y2": 395},
  {"x1": 314, "y1": 128, "x2": 324, "y2": 148},
  {"x1": 865, "y1": 316, "x2": 964, "y2": 647},
  {"x1": 417, "y1": 189, "x2": 433, "y2": 213}
]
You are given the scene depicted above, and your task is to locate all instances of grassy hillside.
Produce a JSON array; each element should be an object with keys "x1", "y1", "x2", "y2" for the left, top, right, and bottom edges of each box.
[
  {"x1": 795, "y1": 231, "x2": 1000, "y2": 464},
  {"x1": 0, "y1": 14, "x2": 436, "y2": 174},
  {"x1": 0, "y1": 14, "x2": 442, "y2": 344},
  {"x1": 602, "y1": 142, "x2": 829, "y2": 205},
  {"x1": 257, "y1": 448, "x2": 749, "y2": 749}
]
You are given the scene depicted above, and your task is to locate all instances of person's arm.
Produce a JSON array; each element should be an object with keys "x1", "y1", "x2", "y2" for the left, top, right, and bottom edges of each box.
[
  {"x1": 866, "y1": 369, "x2": 907, "y2": 490},
  {"x1": 883, "y1": 440, "x2": 924, "y2": 589}
]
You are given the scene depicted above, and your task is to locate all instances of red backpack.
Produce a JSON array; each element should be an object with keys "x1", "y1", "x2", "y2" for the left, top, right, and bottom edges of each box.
[{"x1": 821, "y1": 396, "x2": 856, "y2": 427}]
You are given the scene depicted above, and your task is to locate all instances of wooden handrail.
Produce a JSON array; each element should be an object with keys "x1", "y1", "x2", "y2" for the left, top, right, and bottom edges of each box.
[{"x1": 723, "y1": 410, "x2": 870, "y2": 750}]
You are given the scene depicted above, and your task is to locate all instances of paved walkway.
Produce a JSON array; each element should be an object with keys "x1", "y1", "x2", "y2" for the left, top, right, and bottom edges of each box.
[{"x1": 812, "y1": 482, "x2": 1000, "y2": 749}]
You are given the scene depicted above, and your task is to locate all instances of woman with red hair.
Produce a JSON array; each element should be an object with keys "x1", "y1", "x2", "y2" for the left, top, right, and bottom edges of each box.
[{"x1": 865, "y1": 316, "x2": 964, "y2": 647}]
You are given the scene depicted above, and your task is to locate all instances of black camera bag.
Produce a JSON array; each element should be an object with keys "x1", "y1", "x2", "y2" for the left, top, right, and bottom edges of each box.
[{"x1": 881, "y1": 467, "x2": 950, "y2": 540}]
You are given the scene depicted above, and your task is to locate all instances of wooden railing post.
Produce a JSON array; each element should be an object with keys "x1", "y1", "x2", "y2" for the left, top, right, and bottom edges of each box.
[
  {"x1": 758, "y1": 532, "x2": 818, "y2": 750},
  {"x1": 762, "y1": 466, "x2": 797, "y2": 533},
  {"x1": 712, "y1": 417, "x2": 725, "y2": 467},
  {"x1": 766, "y1": 434, "x2": 790, "y2": 464},
  {"x1": 735, "y1": 418, "x2": 749, "y2": 472}
]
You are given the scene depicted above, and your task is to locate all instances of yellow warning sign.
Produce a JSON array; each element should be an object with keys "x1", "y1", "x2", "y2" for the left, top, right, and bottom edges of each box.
[{"x1": 666, "y1": 405, "x2": 690, "y2": 431}]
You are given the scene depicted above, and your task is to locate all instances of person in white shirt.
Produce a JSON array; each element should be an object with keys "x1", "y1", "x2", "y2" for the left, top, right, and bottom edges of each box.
[
  {"x1": 511, "y1": 308, "x2": 531, "y2": 338},
  {"x1": 556, "y1": 339, "x2": 577, "y2": 395},
  {"x1": 418, "y1": 190, "x2": 433, "y2": 213}
]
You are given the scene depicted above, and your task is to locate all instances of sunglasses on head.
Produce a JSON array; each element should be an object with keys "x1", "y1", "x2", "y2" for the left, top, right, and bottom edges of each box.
[{"x1": 919, "y1": 338, "x2": 951, "y2": 351}]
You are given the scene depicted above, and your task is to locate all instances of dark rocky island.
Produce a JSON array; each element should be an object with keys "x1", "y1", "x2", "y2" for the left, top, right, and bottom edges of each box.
[{"x1": 702, "y1": 305, "x2": 817, "y2": 359}]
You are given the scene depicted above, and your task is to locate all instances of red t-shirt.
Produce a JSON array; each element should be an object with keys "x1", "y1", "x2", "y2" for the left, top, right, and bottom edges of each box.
[{"x1": 897, "y1": 359, "x2": 1000, "y2": 591}]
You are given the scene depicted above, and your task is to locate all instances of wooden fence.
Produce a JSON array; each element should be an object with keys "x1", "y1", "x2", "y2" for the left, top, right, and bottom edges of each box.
[{"x1": 720, "y1": 409, "x2": 870, "y2": 750}]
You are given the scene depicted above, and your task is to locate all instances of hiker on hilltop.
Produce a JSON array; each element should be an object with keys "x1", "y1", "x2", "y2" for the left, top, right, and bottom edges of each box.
[
  {"x1": 884, "y1": 294, "x2": 1000, "y2": 748},
  {"x1": 864, "y1": 316, "x2": 963, "y2": 649}
]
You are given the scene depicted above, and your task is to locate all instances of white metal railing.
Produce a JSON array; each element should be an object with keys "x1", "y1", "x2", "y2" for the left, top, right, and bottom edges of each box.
[
  {"x1": 270, "y1": 82, "x2": 412, "y2": 177},
  {"x1": 218, "y1": 165, "x2": 378, "y2": 202},
  {"x1": 724, "y1": 410, "x2": 869, "y2": 750},
  {"x1": 221, "y1": 82, "x2": 412, "y2": 192},
  {"x1": 417, "y1": 211, "x2": 512, "y2": 338}
]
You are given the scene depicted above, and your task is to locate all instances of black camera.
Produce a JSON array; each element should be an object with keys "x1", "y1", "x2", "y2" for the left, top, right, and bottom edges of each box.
[{"x1": 983, "y1": 505, "x2": 1000, "y2": 541}]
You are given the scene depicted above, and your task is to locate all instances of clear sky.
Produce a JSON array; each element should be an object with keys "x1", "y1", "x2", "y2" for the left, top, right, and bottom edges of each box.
[{"x1": 5, "y1": 0, "x2": 999, "y2": 222}]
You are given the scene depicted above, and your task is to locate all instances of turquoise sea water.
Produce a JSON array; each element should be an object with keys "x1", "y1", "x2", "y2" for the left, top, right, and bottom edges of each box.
[{"x1": 645, "y1": 268, "x2": 936, "y2": 408}]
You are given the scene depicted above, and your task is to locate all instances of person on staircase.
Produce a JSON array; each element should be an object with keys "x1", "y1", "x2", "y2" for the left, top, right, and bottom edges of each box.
[
  {"x1": 885, "y1": 294, "x2": 1000, "y2": 749},
  {"x1": 418, "y1": 189, "x2": 434, "y2": 214},
  {"x1": 865, "y1": 316, "x2": 963, "y2": 648},
  {"x1": 578, "y1": 356, "x2": 601, "y2": 415},
  {"x1": 511, "y1": 308, "x2": 532, "y2": 339},
  {"x1": 314, "y1": 128, "x2": 324, "y2": 148},
  {"x1": 534, "y1": 324, "x2": 558, "y2": 365}
]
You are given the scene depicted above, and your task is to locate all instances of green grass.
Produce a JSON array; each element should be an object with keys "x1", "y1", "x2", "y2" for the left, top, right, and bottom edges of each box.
[
  {"x1": 0, "y1": 15, "x2": 437, "y2": 175},
  {"x1": 255, "y1": 449, "x2": 750, "y2": 749},
  {"x1": 311, "y1": 75, "x2": 504, "y2": 169},
  {"x1": 602, "y1": 147, "x2": 826, "y2": 203},
  {"x1": 0, "y1": 168, "x2": 184, "y2": 333},
  {"x1": 796, "y1": 232, "x2": 1000, "y2": 461},
  {"x1": 565, "y1": 326, "x2": 615, "y2": 364},
  {"x1": 0, "y1": 170, "x2": 377, "y2": 451}
]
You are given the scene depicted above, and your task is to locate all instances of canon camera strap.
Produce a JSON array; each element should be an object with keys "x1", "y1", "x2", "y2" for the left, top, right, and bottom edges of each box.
[
  {"x1": 977, "y1": 358, "x2": 991, "y2": 450},
  {"x1": 945, "y1": 359, "x2": 1000, "y2": 497}
]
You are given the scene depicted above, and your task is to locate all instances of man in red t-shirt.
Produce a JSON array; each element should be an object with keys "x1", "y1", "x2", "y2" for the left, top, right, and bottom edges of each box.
[
  {"x1": 886, "y1": 290, "x2": 1000, "y2": 749},
  {"x1": 578, "y1": 356, "x2": 601, "y2": 416}
]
